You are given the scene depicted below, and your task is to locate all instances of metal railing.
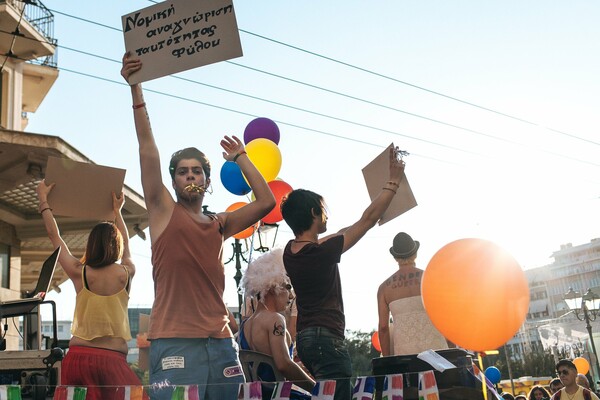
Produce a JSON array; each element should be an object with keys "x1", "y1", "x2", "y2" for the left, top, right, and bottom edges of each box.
[{"x1": 2, "y1": 0, "x2": 58, "y2": 67}]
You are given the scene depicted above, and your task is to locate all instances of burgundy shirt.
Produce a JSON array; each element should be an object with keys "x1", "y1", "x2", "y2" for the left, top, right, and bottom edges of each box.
[{"x1": 283, "y1": 235, "x2": 345, "y2": 338}]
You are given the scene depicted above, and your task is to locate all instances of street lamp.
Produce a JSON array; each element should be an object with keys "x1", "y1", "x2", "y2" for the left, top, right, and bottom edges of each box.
[
  {"x1": 254, "y1": 222, "x2": 279, "y2": 253},
  {"x1": 564, "y1": 287, "x2": 600, "y2": 377},
  {"x1": 224, "y1": 222, "x2": 280, "y2": 323}
]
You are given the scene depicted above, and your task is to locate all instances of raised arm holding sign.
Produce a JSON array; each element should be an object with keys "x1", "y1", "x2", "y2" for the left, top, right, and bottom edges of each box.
[
  {"x1": 279, "y1": 146, "x2": 406, "y2": 400},
  {"x1": 122, "y1": 0, "x2": 243, "y2": 84},
  {"x1": 120, "y1": 51, "x2": 275, "y2": 400}
]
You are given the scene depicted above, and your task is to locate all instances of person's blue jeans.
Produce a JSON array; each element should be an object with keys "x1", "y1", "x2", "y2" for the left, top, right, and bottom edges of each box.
[
  {"x1": 149, "y1": 337, "x2": 245, "y2": 400},
  {"x1": 296, "y1": 327, "x2": 352, "y2": 400}
]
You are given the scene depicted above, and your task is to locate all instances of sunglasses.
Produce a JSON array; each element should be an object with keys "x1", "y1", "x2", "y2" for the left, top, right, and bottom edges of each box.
[{"x1": 557, "y1": 369, "x2": 571, "y2": 376}]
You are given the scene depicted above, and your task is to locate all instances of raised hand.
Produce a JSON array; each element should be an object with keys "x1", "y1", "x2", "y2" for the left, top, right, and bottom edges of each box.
[
  {"x1": 220, "y1": 135, "x2": 245, "y2": 161},
  {"x1": 113, "y1": 191, "x2": 125, "y2": 213},
  {"x1": 121, "y1": 52, "x2": 142, "y2": 84}
]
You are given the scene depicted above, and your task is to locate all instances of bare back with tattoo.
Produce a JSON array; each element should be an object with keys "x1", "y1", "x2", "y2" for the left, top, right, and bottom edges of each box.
[{"x1": 380, "y1": 265, "x2": 423, "y2": 305}]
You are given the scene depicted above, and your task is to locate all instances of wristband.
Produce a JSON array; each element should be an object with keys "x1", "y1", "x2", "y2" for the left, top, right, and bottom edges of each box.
[
  {"x1": 233, "y1": 151, "x2": 247, "y2": 163},
  {"x1": 132, "y1": 102, "x2": 146, "y2": 109},
  {"x1": 40, "y1": 207, "x2": 53, "y2": 214},
  {"x1": 382, "y1": 187, "x2": 397, "y2": 194}
]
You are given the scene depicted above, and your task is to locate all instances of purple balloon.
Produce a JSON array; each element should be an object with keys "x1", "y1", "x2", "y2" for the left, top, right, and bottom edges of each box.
[{"x1": 244, "y1": 117, "x2": 280, "y2": 145}]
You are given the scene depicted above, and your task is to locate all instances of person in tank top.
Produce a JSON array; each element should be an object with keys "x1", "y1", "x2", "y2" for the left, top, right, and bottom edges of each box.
[
  {"x1": 37, "y1": 181, "x2": 147, "y2": 400},
  {"x1": 121, "y1": 53, "x2": 276, "y2": 400}
]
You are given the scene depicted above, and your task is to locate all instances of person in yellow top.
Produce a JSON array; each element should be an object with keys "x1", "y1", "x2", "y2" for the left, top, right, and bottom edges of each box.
[{"x1": 37, "y1": 181, "x2": 147, "y2": 400}]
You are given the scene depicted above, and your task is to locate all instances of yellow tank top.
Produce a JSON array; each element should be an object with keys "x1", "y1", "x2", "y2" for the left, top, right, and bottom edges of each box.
[{"x1": 71, "y1": 265, "x2": 132, "y2": 341}]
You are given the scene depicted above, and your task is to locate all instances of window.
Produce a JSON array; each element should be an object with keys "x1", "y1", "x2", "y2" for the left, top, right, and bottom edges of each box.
[{"x1": 0, "y1": 243, "x2": 9, "y2": 289}]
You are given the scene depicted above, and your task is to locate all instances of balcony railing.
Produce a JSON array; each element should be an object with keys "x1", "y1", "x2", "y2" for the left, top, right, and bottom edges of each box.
[{"x1": 2, "y1": 0, "x2": 58, "y2": 67}]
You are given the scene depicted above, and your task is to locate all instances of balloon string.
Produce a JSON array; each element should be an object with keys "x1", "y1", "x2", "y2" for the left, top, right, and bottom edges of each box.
[{"x1": 478, "y1": 353, "x2": 488, "y2": 400}]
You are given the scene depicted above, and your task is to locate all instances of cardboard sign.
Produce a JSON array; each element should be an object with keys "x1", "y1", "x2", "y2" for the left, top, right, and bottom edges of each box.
[
  {"x1": 122, "y1": 0, "x2": 243, "y2": 84},
  {"x1": 362, "y1": 143, "x2": 417, "y2": 225},
  {"x1": 45, "y1": 157, "x2": 126, "y2": 221}
]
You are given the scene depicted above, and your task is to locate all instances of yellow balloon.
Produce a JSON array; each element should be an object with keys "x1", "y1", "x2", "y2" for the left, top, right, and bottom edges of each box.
[{"x1": 245, "y1": 138, "x2": 282, "y2": 183}]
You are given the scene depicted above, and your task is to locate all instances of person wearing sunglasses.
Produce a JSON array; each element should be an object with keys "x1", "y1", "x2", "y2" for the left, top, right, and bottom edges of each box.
[
  {"x1": 553, "y1": 359, "x2": 599, "y2": 400},
  {"x1": 239, "y1": 248, "x2": 315, "y2": 399}
]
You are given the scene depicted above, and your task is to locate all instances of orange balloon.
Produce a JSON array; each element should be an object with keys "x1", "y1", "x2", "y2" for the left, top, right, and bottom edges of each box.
[
  {"x1": 372, "y1": 331, "x2": 382, "y2": 353},
  {"x1": 226, "y1": 202, "x2": 257, "y2": 240},
  {"x1": 574, "y1": 357, "x2": 590, "y2": 375},
  {"x1": 421, "y1": 238, "x2": 529, "y2": 352},
  {"x1": 262, "y1": 179, "x2": 293, "y2": 224}
]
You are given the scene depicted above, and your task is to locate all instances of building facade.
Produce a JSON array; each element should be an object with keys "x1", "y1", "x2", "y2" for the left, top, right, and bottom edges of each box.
[
  {"x1": 506, "y1": 238, "x2": 600, "y2": 372},
  {"x1": 0, "y1": 0, "x2": 148, "y2": 352}
]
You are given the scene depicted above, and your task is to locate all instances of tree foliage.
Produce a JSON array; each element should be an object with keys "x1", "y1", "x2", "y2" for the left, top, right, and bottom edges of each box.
[
  {"x1": 346, "y1": 330, "x2": 381, "y2": 377},
  {"x1": 491, "y1": 347, "x2": 555, "y2": 381}
]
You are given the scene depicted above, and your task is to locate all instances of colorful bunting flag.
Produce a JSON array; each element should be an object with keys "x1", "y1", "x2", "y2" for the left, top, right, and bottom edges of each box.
[
  {"x1": 53, "y1": 386, "x2": 88, "y2": 400},
  {"x1": 271, "y1": 381, "x2": 292, "y2": 400},
  {"x1": 0, "y1": 385, "x2": 22, "y2": 400},
  {"x1": 113, "y1": 386, "x2": 147, "y2": 400},
  {"x1": 418, "y1": 371, "x2": 439, "y2": 400},
  {"x1": 382, "y1": 374, "x2": 403, "y2": 400},
  {"x1": 468, "y1": 364, "x2": 503, "y2": 400},
  {"x1": 238, "y1": 382, "x2": 262, "y2": 400},
  {"x1": 170, "y1": 385, "x2": 199, "y2": 400},
  {"x1": 311, "y1": 380, "x2": 336, "y2": 400},
  {"x1": 352, "y1": 376, "x2": 375, "y2": 400}
]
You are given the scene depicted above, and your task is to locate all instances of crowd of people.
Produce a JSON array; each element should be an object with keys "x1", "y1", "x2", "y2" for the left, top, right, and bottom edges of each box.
[
  {"x1": 499, "y1": 360, "x2": 600, "y2": 400},
  {"x1": 29, "y1": 52, "x2": 597, "y2": 400}
]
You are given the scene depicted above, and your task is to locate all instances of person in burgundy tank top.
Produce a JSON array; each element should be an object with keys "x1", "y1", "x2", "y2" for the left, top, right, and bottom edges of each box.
[
  {"x1": 121, "y1": 54, "x2": 276, "y2": 400},
  {"x1": 281, "y1": 146, "x2": 406, "y2": 400}
]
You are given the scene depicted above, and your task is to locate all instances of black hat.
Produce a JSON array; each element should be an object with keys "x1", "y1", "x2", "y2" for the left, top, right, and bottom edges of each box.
[{"x1": 390, "y1": 232, "x2": 420, "y2": 258}]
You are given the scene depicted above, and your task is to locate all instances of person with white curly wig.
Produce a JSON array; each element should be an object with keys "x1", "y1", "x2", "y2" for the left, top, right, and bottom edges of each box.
[{"x1": 239, "y1": 248, "x2": 315, "y2": 398}]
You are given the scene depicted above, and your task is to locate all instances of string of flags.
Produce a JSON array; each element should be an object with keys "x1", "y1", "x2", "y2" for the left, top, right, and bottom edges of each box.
[{"x1": 0, "y1": 363, "x2": 502, "y2": 400}]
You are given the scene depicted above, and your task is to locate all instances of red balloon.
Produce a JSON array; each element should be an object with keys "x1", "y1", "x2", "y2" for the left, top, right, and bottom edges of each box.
[
  {"x1": 226, "y1": 202, "x2": 257, "y2": 239},
  {"x1": 372, "y1": 331, "x2": 382, "y2": 353},
  {"x1": 262, "y1": 179, "x2": 293, "y2": 224}
]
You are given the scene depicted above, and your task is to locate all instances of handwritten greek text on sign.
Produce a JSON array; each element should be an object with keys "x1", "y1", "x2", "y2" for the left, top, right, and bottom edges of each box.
[{"x1": 122, "y1": 0, "x2": 243, "y2": 84}]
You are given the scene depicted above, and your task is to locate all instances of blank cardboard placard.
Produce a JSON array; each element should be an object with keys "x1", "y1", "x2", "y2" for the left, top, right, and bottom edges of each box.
[
  {"x1": 122, "y1": 0, "x2": 243, "y2": 84},
  {"x1": 45, "y1": 157, "x2": 126, "y2": 221},
  {"x1": 362, "y1": 143, "x2": 417, "y2": 225}
]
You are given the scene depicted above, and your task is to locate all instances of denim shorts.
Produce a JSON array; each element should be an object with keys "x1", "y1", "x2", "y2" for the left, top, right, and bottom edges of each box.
[
  {"x1": 149, "y1": 337, "x2": 245, "y2": 400},
  {"x1": 296, "y1": 327, "x2": 352, "y2": 400}
]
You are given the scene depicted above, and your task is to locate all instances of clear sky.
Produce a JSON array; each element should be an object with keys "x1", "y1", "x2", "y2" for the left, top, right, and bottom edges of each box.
[{"x1": 35, "y1": 1, "x2": 600, "y2": 332}]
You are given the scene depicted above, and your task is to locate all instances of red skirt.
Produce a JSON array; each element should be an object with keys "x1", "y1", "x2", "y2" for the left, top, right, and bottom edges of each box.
[{"x1": 61, "y1": 345, "x2": 148, "y2": 400}]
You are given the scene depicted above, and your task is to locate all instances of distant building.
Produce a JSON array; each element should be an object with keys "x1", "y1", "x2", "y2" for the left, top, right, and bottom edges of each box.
[
  {"x1": 505, "y1": 238, "x2": 600, "y2": 366},
  {"x1": 0, "y1": 0, "x2": 147, "y2": 351}
]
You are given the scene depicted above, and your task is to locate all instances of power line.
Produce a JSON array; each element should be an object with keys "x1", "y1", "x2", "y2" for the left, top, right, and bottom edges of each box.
[
  {"x1": 50, "y1": 42, "x2": 479, "y2": 158},
  {"x1": 9, "y1": 11, "x2": 600, "y2": 169},
  {"x1": 58, "y1": 66, "x2": 462, "y2": 166},
  {"x1": 50, "y1": 41, "x2": 600, "y2": 169},
  {"x1": 44, "y1": 8, "x2": 600, "y2": 165},
  {"x1": 240, "y1": 29, "x2": 600, "y2": 149}
]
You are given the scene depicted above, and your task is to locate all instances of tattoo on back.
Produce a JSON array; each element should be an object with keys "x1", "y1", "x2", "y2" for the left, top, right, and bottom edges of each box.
[{"x1": 273, "y1": 323, "x2": 285, "y2": 336}]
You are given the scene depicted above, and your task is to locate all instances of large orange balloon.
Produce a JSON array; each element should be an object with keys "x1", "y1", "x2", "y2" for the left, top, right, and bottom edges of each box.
[
  {"x1": 262, "y1": 179, "x2": 293, "y2": 224},
  {"x1": 421, "y1": 238, "x2": 529, "y2": 352},
  {"x1": 372, "y1": 331, "x2": 382, "y2": 353},
  {"x1": 226, "y1": 202, "x2": 257, "y2": 240},
  {"x1": 574, "y1": 357, "x2": 590, "y2": 375}
]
